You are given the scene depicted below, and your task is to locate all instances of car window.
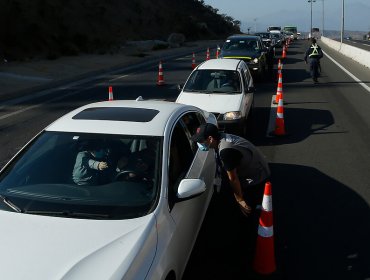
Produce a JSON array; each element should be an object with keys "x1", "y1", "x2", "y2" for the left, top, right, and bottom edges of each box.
[
  {"x1": 184, "y1": 70, "x2": 241, "y2": 93},
  {"x1": 241, "y1": 70, "x2": 248, "y2": 91},
  {"x1": 223, "y1": 38, "x2": 258, "y2": 52},
  {"x1": 0, "y1": 131, "x2": 162, "y2": 219},
  {"x1": 168, "y1": 122, "x2": 194, "y2": 209},
  {"x1": 180, "y1": 112, "x2": 205, "y2": 154}
]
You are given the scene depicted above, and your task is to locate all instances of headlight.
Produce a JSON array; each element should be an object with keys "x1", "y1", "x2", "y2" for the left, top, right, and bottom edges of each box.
[
  {"x1": 250, "y1": 58, "x2": 259, "y2": 64},
  {"x1": 224, "y1": 111, "x2": 242, "y2": 120}
]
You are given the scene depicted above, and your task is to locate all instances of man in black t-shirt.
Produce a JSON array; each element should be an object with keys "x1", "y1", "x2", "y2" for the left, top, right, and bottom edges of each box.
[{"x1": 192, "y1": 123, "x2": 270, "y2": 216}]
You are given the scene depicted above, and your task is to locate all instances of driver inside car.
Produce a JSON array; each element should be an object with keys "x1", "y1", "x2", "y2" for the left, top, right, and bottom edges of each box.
[{"x1": 115, "y1": 140, "x2": 156, "y2": 182}]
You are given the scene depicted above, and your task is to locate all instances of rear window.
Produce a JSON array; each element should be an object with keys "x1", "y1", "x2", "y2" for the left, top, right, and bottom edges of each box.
[{"x1": 222, "y1": 38, "x2": 260, "y2": 52}]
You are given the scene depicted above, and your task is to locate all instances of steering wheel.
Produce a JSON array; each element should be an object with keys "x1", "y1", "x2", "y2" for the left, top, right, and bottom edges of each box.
[{"x1": 114, "y1": 170, "x2": 139, "y2": 181}]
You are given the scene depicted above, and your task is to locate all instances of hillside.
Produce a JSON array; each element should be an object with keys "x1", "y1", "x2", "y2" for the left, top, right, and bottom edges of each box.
[{"x1": 0, "y1": 0, "x2": 241, "y2": 61}]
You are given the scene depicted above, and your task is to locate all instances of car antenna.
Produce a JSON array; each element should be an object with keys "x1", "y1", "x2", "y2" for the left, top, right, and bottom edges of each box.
[{"x1": 136, "y1": 96, "x2": 144, "y2": 101}]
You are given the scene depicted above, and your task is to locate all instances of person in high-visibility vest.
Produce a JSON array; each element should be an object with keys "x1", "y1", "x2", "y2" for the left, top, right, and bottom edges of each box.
[{"x1": 304, "y1": 38, "x2": 323, "y2": 83}]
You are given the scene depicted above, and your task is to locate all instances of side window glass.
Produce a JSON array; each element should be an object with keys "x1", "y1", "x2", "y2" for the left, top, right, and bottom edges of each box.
[
  {"x1": 241, "y1": 70, "x2": 248, "y2": 91},
  {"x1": 181, "y1": 112, "x2": 205, "y2": 154},
  {"x1": 168, "y1": 122, "x2": 195, "y2": 210}
]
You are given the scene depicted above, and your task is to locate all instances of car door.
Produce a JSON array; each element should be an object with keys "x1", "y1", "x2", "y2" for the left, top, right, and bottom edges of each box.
[
  {"x1": 167, "y1": 111, "x2": 216, "y2": 273},
  {"x1": 240, "y1": 64, "x2": 254, "y2": 118}
]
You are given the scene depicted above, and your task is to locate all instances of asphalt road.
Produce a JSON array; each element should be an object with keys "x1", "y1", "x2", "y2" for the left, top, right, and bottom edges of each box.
[{"x1": 1, "y1": 40, "x2": 370, "y2": 280}]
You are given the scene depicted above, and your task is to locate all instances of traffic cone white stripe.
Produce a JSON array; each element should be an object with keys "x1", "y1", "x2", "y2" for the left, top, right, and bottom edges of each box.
[
  {"x1": 258, "y1": 225, "x2": 274, "y2": 238},
  {"x1": 108, "y1": 86, "x2": 113, "y2": 101},
  {"x1": 262, "y1": 196, "x2": 272, "y2": 211}
]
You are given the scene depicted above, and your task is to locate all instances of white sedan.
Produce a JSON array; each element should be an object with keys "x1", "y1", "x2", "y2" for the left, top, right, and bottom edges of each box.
[
  {"x1": 0, "y1": 99, "x2": 217, "y2": 280},
  {"x1": 176, "y1": 58, "x2": 254, "y2": 136}
]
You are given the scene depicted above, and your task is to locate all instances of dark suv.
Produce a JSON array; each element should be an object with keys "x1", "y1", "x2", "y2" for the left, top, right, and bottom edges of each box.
[{"x1": 220, "y1": 34, "x2": 268, "y2": 80}]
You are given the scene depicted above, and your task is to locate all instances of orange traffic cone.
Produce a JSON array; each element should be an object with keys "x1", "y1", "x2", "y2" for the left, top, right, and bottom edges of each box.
[
  {"x1": 206, "y1": 48, "x2": 210, "y2": 60},
  {"x1": 274, "y1": 71, "x2": 283, "y2": 104},
  {"x1": 215, "y1": 46, "x2": 220, "y2": 59},
  {"x1": 282, "y1": 45, "x2": 286, "y2": 59},
  {"x1": 253, "y1": 182, "x2": 276, "y2": 275},
  {"x1": 157, "y1": 61, "x2": 165, "y2": 86},
  {"x1": 276, "y1": 59, "x2": 283, "y2": 80},
  {"x1": 191, "y1": 52, "x2": 196, "y2": 69},
  {"x1": 108, "y1": 86, "x2": 114, "y2": 101},
  {"x1": 274, "y1": 97, "x2": 286, "y2": 136}
]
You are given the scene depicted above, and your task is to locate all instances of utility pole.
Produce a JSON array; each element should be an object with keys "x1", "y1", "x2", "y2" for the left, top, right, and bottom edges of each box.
[
  {"x1": 308, "y1": 0, "x2": 316, "y2": 37},
  {"x1": 341, "y1": 0, "x2": 344, "y2": 44},
  {"x1": 322, "y1": 0, "x2": 324, "y2": 37}
]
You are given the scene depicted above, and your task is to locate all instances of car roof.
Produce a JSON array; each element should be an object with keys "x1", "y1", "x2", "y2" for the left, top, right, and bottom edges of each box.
[
  {"x1": 197, "y1": 58, "x2": 243, "y2": 70},
  {"x1": 46, "y1": 100, "x2": 198, "y2": 136},
  {"x1": 227, "y1": 34, "x2": 260, "y2": 40}
]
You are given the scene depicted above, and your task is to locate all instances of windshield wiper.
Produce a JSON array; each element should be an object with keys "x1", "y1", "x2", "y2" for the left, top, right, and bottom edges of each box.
[
  {"x1": 0, "y1": 195, "x2": 22, "y2": 213},
  {"x1": 25, "y1": 210, "x2": 110, "y2": 219}
]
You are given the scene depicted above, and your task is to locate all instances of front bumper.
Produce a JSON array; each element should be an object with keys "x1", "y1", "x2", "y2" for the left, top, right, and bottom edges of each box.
[{"x1": 213, "y1": 115, "x2": 245, "y2": 134}]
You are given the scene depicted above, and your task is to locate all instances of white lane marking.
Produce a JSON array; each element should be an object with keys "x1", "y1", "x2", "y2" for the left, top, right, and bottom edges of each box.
[
  {"x1": 109, "y1": 74, "x2": 130, "y2": 82},
  {"x1": 0, "y1": 72, "x2": 52, "y2": 82},
  {"x1": 362, "y1": 43, "x2": 370, "y2": 47},
  {"x1": 0, "y1": 88, "x2": 91, "y2": 121},
  {"x1": 175, "y1": 57, "x2": 191, "y2": 60},
  {"x1": 323, "y1": 50, "x2": 370, "y2": 93}
]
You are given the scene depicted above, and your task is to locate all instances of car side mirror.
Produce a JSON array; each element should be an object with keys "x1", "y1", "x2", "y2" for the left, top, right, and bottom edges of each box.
[{"x1": 177, "y1": 178, "x2": 206, "y2": 199}]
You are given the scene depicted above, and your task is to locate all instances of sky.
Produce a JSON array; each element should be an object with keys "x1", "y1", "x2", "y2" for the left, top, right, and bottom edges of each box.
[{"x1": 203, "y1": 0, "x2": 370, "y2": 33}]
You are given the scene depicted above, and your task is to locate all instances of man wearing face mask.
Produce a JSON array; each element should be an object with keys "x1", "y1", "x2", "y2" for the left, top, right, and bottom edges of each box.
[
  {"x1": 191, "y1": 123, "x2": 270, "y2": 217},
  {"x1": 72, "y1": 141, "x2": 109, "y2": 186}
]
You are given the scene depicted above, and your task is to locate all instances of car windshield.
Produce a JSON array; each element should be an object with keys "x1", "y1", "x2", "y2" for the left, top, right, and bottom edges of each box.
[
  {"x1": 222, "y1": 38, "x2": 260, "y2": 52},
  {"x1": 184, "y1": 69, "x2": 242, "y2": 93},
  {"x1": 270, "y1": 33, "x2": 280, "y2": 39},
  {"x1": 255, "y1": 33, "x2": 270, "y2": 39},
  {"x1": 0, "y1": 131, "x2": 162, "y2": 220}
]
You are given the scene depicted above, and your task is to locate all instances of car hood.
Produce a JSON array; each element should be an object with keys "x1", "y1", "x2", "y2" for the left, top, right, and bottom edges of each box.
[
  {"x1": 177, "y1": 92, "x2": 243, "y2": 114},
  {"x1": 0, "y1": 210, "x2": 157, "y2": 280},
  {"x1": 221, "y1": 50, "x2": 260, "y2": 59}
]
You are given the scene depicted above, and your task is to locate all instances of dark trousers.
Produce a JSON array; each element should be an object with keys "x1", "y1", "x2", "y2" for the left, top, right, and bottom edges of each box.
[{"x1": 309, "y1": 58, "x2": 320, "y2": 80}]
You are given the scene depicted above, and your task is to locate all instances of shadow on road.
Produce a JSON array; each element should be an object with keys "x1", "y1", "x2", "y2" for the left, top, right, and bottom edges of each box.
[
  {"x1": 183, "y1": 163, "x2": 370, "y2": 280},
  {"x1": 250, "y1": 107, "x2": 337, "y2": 146}
]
